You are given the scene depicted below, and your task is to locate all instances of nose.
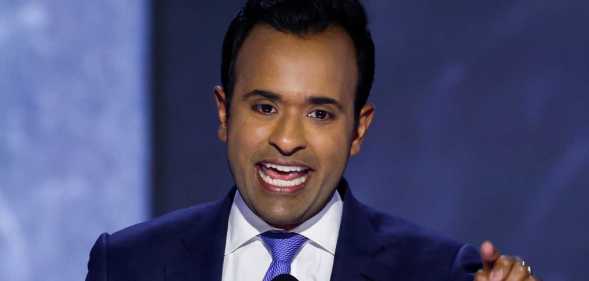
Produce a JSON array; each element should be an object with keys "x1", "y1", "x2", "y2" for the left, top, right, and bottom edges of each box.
[{"x1": 269, "y1": 113, "x2": 307, "y2": 156}]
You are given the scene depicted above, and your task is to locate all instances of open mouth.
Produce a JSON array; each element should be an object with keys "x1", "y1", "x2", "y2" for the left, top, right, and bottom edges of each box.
[{"x1": 256, "y1": 161, "x2": 311, "y2": 192}]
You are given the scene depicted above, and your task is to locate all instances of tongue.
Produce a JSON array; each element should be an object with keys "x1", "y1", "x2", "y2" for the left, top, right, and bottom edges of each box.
[{"x1": 261, "y1": 166, "x2": 307, "y2": 181}]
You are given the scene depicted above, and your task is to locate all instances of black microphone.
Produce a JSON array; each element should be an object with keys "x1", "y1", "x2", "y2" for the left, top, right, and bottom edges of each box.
[{"x1": 271, "y1": 274, "x2": 299, "y2": 281}]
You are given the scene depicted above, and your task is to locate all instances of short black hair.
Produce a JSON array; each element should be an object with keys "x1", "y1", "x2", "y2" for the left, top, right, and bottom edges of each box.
[{"x1": 221, "y1": 0, "x2": 375, "y2": 119}]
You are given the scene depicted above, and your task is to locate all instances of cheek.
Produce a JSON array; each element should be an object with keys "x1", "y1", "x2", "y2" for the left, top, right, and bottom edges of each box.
[
  {"x1": 235, "y1": 123, "x2": 271, "y2": 148},
  {"x1": 228, "y1": 116, "x2": 273, "y2": 161},
  {"x1": 308, "y1": 125, "x2": 352, "y2": 170}
]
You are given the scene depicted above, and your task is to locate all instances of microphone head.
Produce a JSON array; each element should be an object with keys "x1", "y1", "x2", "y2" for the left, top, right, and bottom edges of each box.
[{"x1": 271, "y1": 274, "x2": 299, "y2": 281}]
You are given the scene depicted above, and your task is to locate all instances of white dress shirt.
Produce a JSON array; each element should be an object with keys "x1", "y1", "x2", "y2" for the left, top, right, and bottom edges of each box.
[{"x1": 222, "y1": 190, "x2": 343, "y2": 281}]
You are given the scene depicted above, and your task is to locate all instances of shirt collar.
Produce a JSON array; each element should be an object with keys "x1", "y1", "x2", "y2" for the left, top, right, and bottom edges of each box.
[{"x1": 224, "y1": 190, "x2": 343, "y2": 256}]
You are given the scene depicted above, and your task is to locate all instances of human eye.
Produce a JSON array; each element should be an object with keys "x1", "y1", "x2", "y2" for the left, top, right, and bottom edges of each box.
[
  {"x1": 306, "y1": 109, "x2": 333, "y2": 121},
  {"x1": 252, "y1": 103, "x2": 277, "y2": 115}
]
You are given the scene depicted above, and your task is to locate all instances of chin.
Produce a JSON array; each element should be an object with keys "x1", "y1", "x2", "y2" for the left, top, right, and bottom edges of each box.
[{"x1": 260, "y1": 211, "x2": 305, "y2": 230}]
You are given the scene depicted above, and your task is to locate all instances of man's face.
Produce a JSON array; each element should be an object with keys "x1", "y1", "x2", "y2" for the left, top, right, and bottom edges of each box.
[{"x1": 215, "y1": 24, "x2": 373, "y2": 229}]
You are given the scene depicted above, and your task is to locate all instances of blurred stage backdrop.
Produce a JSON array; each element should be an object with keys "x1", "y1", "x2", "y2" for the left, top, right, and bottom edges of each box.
[
  {"x1": 1, "y1": 0, "x2": 587, "y2": 280},
  {"x1": 0, "y1": 1, "x2": 149, "y2": 281}
]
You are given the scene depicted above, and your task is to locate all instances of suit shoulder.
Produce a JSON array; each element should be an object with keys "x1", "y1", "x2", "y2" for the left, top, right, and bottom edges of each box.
[
  {"x1": 107, "y1": 199, "x2": 222, "y2": 251},
  {"x1": 362, "y1": 203, "x2": 470, "y2": 258},
  {"x1": 86, "y1": 196, "x2": 232, "y2": 279},
  {"x1": 354, "y1": 203, "x2": 481, "y2": 279}
]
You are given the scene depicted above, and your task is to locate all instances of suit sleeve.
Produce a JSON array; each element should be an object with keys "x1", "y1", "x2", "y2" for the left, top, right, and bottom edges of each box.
[
  {"x1": 450, "y1": 244, "x2": 483, "y2": 281},
  {"x1": 85, "y1": 232, "x2": 110, "y2": 281}
]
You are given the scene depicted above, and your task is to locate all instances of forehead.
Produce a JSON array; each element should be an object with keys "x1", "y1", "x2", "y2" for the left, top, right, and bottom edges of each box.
[{"x1": 233, "y1": 24, "x2": 358, "y2": 106}]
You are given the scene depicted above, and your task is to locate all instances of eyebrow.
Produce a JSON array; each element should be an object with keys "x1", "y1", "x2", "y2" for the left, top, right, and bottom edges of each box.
[
  {"x1": 242, "y1": 89, "x2": 344, "y2": 111},
  {"x1": 306, "y1": 96, "x2": 344, "y2": 111},
  {"x1": 242, "y1": 89, "x2": 281, "y2": 102}
]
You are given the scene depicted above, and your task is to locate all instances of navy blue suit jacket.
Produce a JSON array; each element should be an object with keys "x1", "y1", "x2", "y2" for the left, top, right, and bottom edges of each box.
[{"x1": 85, "y1": 181, "x2": 481, "y2": 280}]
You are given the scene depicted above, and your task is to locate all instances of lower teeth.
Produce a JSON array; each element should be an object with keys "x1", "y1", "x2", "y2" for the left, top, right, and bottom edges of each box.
[{"x1": 259, "y1": 169, "x2": 307, "y2": 188}]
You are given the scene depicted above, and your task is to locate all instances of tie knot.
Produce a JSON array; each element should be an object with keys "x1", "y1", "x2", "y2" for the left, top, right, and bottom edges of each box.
[{"x1": 261, "y1": 231, "x2": 307, "y2": 262}]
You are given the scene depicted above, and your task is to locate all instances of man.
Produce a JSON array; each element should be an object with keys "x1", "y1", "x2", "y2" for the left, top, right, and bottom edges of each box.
[{"x1": 86, "y1": 0, "x2": 538, "y2": 280}]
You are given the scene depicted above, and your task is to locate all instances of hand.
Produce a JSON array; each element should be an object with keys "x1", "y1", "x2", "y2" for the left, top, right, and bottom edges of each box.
[{"x1": 474, "y1": 240, "x2": 538, "y2": 281}]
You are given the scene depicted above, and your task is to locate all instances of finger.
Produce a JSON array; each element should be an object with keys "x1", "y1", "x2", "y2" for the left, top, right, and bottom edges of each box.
[
  {"x1": 505, "y1": 257, "x2": 531, "y2": 281},
  {"x1": 489, "y1": 255, "x2": 515, "y2": 281},
  {"x1": 524, "y1": 276, "x2": 540, "y2": 281},
  {"x1": 480, "y1": 240, "x2": 500, "y2": 272},
  {"x1": 475, "y1": 269, "x2": 490, "y2": 281}
]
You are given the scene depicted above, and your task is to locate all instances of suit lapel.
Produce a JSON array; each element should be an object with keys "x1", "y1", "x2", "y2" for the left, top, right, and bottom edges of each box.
[
  {"x1": 165, "y1": 188, "x2": 236, "y2": 281},
  {"x1": 163, "y1": 182, "x2": 400, "y2": 281},
  {"x1": 330, "y1": 180, "x2": 397, "y2": 281}
]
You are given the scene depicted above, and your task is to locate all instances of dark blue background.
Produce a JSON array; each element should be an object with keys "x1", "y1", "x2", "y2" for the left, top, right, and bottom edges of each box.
[{"x1": 151, "y1": 1, "x2": 589, "y2": 280}]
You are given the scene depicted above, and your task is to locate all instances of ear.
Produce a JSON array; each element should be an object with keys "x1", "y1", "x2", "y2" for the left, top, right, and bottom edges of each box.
[
  {"x1": 350, "y1": 103, "x2": 374, "y2": 156},
  {"x1": 214, "y1": 86, "x2": 228, "y2": 142}
]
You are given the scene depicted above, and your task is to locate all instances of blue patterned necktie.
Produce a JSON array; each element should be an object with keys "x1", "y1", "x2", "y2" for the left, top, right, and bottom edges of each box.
[{"x1": 260, "y1": 231, "x2": 308, "y2": 281}]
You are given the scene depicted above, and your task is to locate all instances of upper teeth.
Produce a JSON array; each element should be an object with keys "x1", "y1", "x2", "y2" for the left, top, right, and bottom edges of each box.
[{"x1": 263, "y1": 162, "x2": 308, "y2": 172}]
